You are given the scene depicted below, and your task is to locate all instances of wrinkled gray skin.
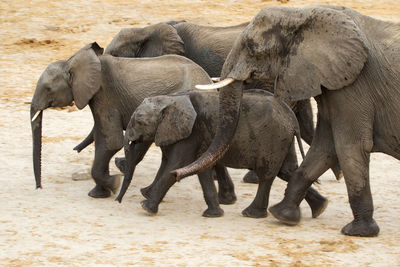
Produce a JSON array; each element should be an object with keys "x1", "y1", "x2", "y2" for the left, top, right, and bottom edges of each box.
[
  {"x1": 30, "y1": 42, "x2": 214, "y2": 198},
  {"x1": 173, "y1": 5, "x2": 400, "y2": 237},
  {"x1": 119, "y1": 90, "x2": 328, "y2": 218},
  {"x1": 95, "y1": 20, "x2": 341, "y2": 181}
]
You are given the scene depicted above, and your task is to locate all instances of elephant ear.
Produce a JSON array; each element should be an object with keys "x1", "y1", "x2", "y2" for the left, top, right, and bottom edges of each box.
[
  {"x1": 68, "y1": 42, "x2": 103, "y2": 109},
  {"x1": 139, "y1": 23, "x2": 185, "y2": 57},
  {"x1": 155, "y1": 96, "x2": 197, "y2": 147},
  {"x1": 269, "y1": 6, "x2": 369, "y2": 101}
]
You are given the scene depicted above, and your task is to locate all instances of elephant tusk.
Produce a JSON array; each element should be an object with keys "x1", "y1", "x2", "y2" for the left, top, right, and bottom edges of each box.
[
  {"x1": 211, "y1": 77, "x2": 221, "y2": 82},
  {"x1": 31, "y1": 110, "x2": 42, "y2": 122},
  {"x1": 195, "y1": 77, "x2": 235, "y2": 90}
]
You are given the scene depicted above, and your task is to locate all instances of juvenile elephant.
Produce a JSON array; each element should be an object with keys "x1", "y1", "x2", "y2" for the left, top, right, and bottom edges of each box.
[
  {"x1": 118, "y1": 90, "x2": 328, "y2": 218},
  {"x1": 30, "y1": 42, "x2": 215, "y2": 198},
  {"x1": 99, "y1": 20, "x2": 341, "y2": 181},
  {"x1": 173, "y1": 6, "x2": 400, "y2": 236}
]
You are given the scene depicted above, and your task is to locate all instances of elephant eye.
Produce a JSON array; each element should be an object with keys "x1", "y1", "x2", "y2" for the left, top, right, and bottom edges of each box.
[{"x1": 45, "y1": 86, "x2": 52, "y2": 92}]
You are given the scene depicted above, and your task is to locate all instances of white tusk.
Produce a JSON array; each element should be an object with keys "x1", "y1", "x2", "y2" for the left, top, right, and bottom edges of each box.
[
  {"x1": 195, "y1": 77, "x2": 235, "y2": 91},
  {"x1": 31, "y1": 110, "x2": 42, "y2": 122},
  {"x1": 129, "y1": 140, "x2": 133, "y2": 146},
  {"x1": 211, "y1": 77, "x2": 220, "y2": 82}
]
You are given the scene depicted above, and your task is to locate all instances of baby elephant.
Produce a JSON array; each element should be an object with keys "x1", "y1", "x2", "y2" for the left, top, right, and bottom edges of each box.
[{"x1": 118, "y1": 90, "x2": 327, "y2": 218}]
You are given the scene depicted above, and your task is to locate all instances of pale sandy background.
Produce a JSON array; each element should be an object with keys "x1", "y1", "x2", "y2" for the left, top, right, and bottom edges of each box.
[{"x1": 0, "y1": 0, "x2": 399, "y2": 266}]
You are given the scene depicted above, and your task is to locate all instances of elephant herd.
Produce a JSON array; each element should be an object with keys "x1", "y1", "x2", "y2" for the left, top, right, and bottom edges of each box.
[{"x1": 30, "y1": 5, "x2": 400, "y2": 237}]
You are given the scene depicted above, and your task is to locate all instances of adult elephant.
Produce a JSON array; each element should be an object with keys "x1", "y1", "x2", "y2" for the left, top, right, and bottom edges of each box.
[
  {"x1": 172, "y1": 5, "x2": 400, "y2": 237},
  {"x1": 106, "y1": 21, "x2": 317, "y2": 150},
  {"x1": 30, "y1": 42, "x2": 217, "y2": 198},
  {"x1": 75, "y1": 20, "x2": 340, "y2": 181}
]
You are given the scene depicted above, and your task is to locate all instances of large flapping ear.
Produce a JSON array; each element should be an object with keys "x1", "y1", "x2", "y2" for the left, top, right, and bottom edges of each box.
[
  {"x1": 260, "y1": 6, "x2": 368, "y2": 101},
  {"x1": 68, "y1": 42, "x2": 102, "y2": 109},
  {"x1": 139, "y1": 23, "x2": 185, "y2": 57},
  {"x1": 155, "y1": 95, "x2": 197, "y2": 147}
]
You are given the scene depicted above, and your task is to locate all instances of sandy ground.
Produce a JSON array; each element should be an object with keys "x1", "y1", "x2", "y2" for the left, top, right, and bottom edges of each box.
[{"x1": 1, "y1": 0, "x2": 399, "y2": 266}]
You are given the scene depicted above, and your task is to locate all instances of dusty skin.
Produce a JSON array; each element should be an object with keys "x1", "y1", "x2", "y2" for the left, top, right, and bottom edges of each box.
[{"x1": 1, "y1": 0, "x2": 399, "y2": 266}]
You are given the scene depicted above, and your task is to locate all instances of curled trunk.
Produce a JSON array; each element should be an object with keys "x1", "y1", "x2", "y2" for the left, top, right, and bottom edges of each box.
[
  {"x1": 30, "y1": 105, "x2": 43, "y2": 189},
  {"x1": 171, "y1": 81, "x2": 244, "y2": 180}
]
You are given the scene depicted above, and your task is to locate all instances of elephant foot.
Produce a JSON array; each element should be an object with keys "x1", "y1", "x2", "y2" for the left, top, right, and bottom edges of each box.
[
  {"x1": 202, "y1": 207, "x2": 224, "y2": 217},
  {"x1": 309, "y1": 198, "x2": 328, "y2": 219},
  {"x1": 88, "y1": 185, "x2": 111, "y2": 198},
  {"x1": 305, "y1": 189, "x2": 329, "y2": 218},
  {"x1": 269, "y1": 201, "x2": 301, "y2": 225},
  {"x1": 108, "y1": 174, "x2": 122, "y2": 194},
  {"x1": 140, "y1": 185, "x2": 153, "y2": 199},
  {"x1": 218, "y1": 190, "x2": 237, "y2": 205},
  {"x1": 115, "y1": 157, "x2": 127, "y2": 174},
  {"x1": 242, "y1": 171, "x2": 259, "y2": 184},
  {"x1": 242, "y1": 206, "x2": 268, "y2": 218},
  {"x1": 341, "y1": 219, "x2": 380, "y2": 237},
  {"x1": 141, "y1": 199, "x2": 158, "y2": 215}
]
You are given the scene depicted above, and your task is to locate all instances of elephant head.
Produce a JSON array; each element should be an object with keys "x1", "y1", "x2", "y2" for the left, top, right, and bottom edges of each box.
[
  {"x1": 124, "y1": 95, "x2": 197, "y2": 151},
  {"x1": 172, "y1": 5, "x2": 369, "y2": 179},
  {"x1": 30, "y1": 42, "x2": 104, "y2": 188},
  {"x1": 104, "y1": 23, "x2": 185, "y2": 58},
  {"x1": 118, "y1": 95, "x2": 197, "y2": 202}
]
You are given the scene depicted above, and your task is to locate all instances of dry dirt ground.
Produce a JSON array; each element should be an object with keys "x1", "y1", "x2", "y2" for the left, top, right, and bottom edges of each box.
[{"x1": 1, "y1": 0, "x2": 400, "y2": 266}]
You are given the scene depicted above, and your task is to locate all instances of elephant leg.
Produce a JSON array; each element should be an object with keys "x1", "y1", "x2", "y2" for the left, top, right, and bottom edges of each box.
[
  {"x1": 140, "y1": 153, "x2": 168, "y2": 200},
  {"x1": 242, "y1": 170, "x2": 259, "y2": 184},
  {"x1": 296, "y1": 99, "x2": 343, "y2": 180},
  {"x1": 140, "y1": 160, "x2": 180, "y2": 215},
  {"x1": 296, "y1": 99, "x2": 314, "y2": 146},
  {"x1": 214, "y1": 164, "x2": 237, "y2": 205},
  {"x1": 89, "y1": 136, "x2": 121, "y2": 198},
  {"x1": 115, "y1": 157, "x2": 127, "y2": 174},
  {"x1": 269, "y1": 112, "x2": 338, "y2": 225},
  {"x1": 141, "y1": 143, "x2": 196, "y2": 215},
  {"x1": 277, "y1": 143, "x2": 328, "y2": 218},
  {"x1": 116, "y1": 141, "x2": 152, "y2": 203},
  {"x1": 332, "y1": 128, "x2": 379, "y2": 237},
  {"x1": 198, "y1": 169, "x2": 224, "y2": 217},
  {"x1": 242, "y1": 168, "x2": 275, "y2": 218}
]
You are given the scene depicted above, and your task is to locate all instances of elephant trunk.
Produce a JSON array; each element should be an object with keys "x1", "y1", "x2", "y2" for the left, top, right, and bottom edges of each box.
[
  {"x1": 115, "y1": 140, "x2": 136, "y2": 203},
  {"x1": 171, "y1": 80, "x2": 243, "y2": 180},
  {"x1": 30, "y1": 105, "x2": 43, "y2": 189}
]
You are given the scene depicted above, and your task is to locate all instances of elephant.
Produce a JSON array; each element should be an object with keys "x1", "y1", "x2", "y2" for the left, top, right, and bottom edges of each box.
[
  {"x1": 172, "y1": 5, "x2": 400, "y2": 237},
  {"x1": 30, "y1": 42, "x2": 221, "y2": 198},
  {"x1": 93, "y1": 20, "x2": 341, "y2": 182},
  {"x1": 117, "y1": 90, "x2": 328, "y2": 218}
]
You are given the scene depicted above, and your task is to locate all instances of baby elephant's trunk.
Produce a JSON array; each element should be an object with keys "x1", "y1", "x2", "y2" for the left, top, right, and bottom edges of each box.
[{"x1": 115, "y1": 141, "x2": 136, "y2": 203}]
